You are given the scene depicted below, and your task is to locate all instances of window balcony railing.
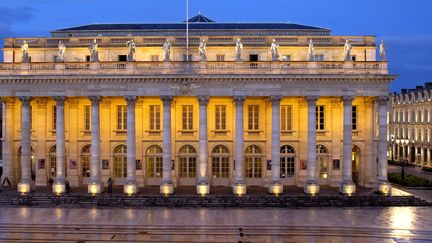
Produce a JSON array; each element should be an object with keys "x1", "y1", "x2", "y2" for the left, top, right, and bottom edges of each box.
[{"x1": 0, "y1": 61, "x2": 389, "y2": 76}]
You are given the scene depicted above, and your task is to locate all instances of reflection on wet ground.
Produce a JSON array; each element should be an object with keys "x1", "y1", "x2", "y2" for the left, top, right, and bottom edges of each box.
[{"x1": 0, "y1": 207, "x2": 431, "y2": 242}]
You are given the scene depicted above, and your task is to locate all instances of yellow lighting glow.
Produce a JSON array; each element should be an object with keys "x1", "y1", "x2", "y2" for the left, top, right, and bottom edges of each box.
[
  {"x1": 18, "y1": 182, "x2": 31, "y2": 194},
  {"x1": 88, "y1": 183, "x2": 102, "y2": 195},
  {"x1": 52, "y1": 182, "x2": 65, "y2": 195},
  {"x1": 379, "y1": 183, "x2": 392, "y2": 195},
  {"x1": 123, "y1": 184, "x2": 137, "y2": 195},
  {"x1": 160, "y1": 183, "x2": 174, "y2": 196},
  {"x1": 305, "y1": 183, "x2": 320, "y2": 196},
  {"x1": 269, "y1": 183, "x2": 284, "y2": 195},
  {"x1": 341, "y1": 183, "x2": 356, "y2": 196},
  {"x1": 196, "y1": 183, "x2": 210, "y2": 196},
  {"x1": 233, "y1": 184, "x2": 246, "y2": 196}
]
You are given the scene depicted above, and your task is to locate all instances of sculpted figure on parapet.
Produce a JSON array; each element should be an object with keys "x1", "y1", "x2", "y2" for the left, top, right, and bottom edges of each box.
[
  {"x1": 57, "y1": 41, "x2": 66, "y2": 62},
  {"x1": 126, "y1": 39, "x2": 136, "y2": 62},
  {"x1": 379, "y1": 40, "x2": 386, "y2": 61},
  {"x1": 235, "y1": 38, "x2": 243, "y2": 61},
  {"x1": 163, "y1": 38, "x2": 172, "y2": 61},
  {"x1": 308, "y1": 39, "x2": 315, "y2": 61},
  {"x1": 344, "y1": 39, "x2": 352, "y2": 61},
  {"x1": 270, "y1": 39, "x2": 280, "y2": 61},
  {"x1": 199, "y1": 39, "x2": 207, "y2": 61},
  {"x1": 21, "y1": 40, "x2": 30, "y2": 63},
  {"x1": 89, "y1": 39, "x2": 99, "y2": 62}
]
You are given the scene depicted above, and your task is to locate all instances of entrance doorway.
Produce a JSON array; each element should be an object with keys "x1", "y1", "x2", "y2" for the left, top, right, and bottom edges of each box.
[
  {"x1": 352, "y1": 145, "x2": 361, "y2": 184},
  {"x1": 249, "y1": 54, "x2": 259, "y2": 69},
  {"x1": 17, "y1": 146, "x2": 36, "y2": 182}
]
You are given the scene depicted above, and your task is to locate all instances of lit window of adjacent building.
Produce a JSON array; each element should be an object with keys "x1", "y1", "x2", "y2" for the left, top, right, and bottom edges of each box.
[
  {"x1": 117, "y1": 105, "x2": 127, "y2": 130},
  {"x1": 182, "y1": 105, "x2": 193, "y2": 130},
  {"x1": 280, "y1": 105, "x2": 292, "y2": 131},
  {"x1": 411, "y1": 111, "x2": 415, "y2": 123},
  {"x1": 316, "y1": 105, "x2": 325, "y2": 130},
  {"x1": 52, "y1": 106, "x2": 57, "y2": 131},
  {"x1": 418, "y1": 110, "x2": 422, "y2": 123},
  {"x1": 352, "y1": 106, "x2": 358, "y2": 130},
  {"x1": 216, "y1": 54, "x2": 225, "y2": 62},
  {"x1": 248, "y1": 105, "x2": 259, "y2": 130},
  {"x1": 424, "y1": 129, "x2": 428, "y2": 142},
  {"x1": 215, "y1": 105, "x2": 226, "y2": 130},
  {"x1": 149, "y1": 105, "x2": 161, "y2": 131},
  {"x1": 84, "y1": 105, "x2": 91, "y2": 131},
  {"x1": 405, "y1": 111, "x2": 408, "y2": 123},
  {"x1": 424, "y1": 110, "x2": 428, "y2": 123}
]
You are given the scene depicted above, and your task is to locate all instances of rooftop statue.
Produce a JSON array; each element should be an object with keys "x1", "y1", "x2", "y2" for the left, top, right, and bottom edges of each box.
[
  {"x1": 308, "y1": 39, "x2": 315, "y2": 61},
  {"x1": 89, "y1": 39, "x2": 99, "y2": 62},
  {"x1": 199, "y1": 39, "x2": 207, "y2": 61},
  {"x1": 163, "y1": 38, "x2": 171, "y2": 61},
  {"x1": 270, "y1": 39, "x2": 280, "y2": 61},
  {"x1": 344, "y1": 39, "x2": 352, "y2": 61},
  {"x1": 57, "y1": 41, "x2": 66, "y2": 62},
  {"x1": 21, "y1": 40, "x2": 30, "y2": 63},
  {"x1": 126, "y1": 39, "x2": 136, "y2": 62},
  {"x1": 379, "y1": 40, "x2": 386, "y2": 61},
  {"x1": 235, "y1": 38, "x2": 243, "y2": 61}
]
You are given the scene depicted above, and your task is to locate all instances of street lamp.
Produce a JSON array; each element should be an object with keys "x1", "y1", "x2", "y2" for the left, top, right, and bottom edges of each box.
[{"x1": 395, "y1": 137, "x2": 410, "y2": 180}]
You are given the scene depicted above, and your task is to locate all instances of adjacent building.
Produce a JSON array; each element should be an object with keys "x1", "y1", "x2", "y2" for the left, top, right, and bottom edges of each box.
[
  {"x1": 389, "y1": 82, "x2": 432, "y2": 167},
  {"x1": 0, "y1": 14, "x2": 396, "y2": 195}
]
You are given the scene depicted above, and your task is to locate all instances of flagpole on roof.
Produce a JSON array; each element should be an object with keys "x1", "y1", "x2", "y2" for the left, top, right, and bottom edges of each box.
[{"x1": 186, "y1": 0, "x2": 189, "y2": 61}]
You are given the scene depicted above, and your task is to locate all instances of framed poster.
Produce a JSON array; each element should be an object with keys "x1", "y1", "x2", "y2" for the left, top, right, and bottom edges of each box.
[
  {"x1": 332, "y1": 159, "x2": 340, "y2": 170},
  {"x1": 136, "y1": 159, "x2": 142, "y2": 170},
  {"x1": 38, "y1": 159, "x2": 46, "y2": 169},
  {"x1": 171, "y1": 160, "x2": 175, "y2": 170},
  {"x1": 102, "y1": 159, "x2": 109, "y2": 170},
  {"x1": 70, "y1": 160, "x2": 77, "y2": 169},
  {"x1": 266, "y1": 160, "x2": 272, "y2": 170},
  {"x1": 300, "y1": 160, "x2": 307, "y2": 170}
]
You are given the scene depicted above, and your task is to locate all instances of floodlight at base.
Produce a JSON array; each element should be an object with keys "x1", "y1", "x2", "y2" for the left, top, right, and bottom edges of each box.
[
  {"x1": 268, "y1": 182, "x2": 283, "y2": 195},
  {"x1": 196, "y1": 183, "x2": 210, "y2": 196},
  {"x1": 17, "y1": 182, "x2": 31, "y2": 194},
  {"x1": 123, "y1": 183, "x2": 138, "y2": 195},
  {"x1": 160, "y1": 183, "x2": 174, "y2": 195},
  {"x1": 304, "y1": 182, "x2": 320, "y2": 196},
  {"x1": 339, "y1": 182, "x2": 356, "y2": 196},
  {"x1": 52, "y1": 182, "x2": 66, "y2": 195},
  {"x1": 233, "y1": 183, "x2": 246, "y2": 196},
  {"x1": 376, "y1": 181, "x2": 392, "y2": 196},
  {"x1": 88, "y1": 182, "x2": 103, "y2": 195}
]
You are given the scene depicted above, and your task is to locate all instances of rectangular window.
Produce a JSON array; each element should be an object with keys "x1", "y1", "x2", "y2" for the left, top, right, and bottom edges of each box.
[
  {"x1": 151, "y1": 55, "x2": 159, "y2": 62},
  {"x1": 315, "y1": 54, "x2": 324, "y2": 61},
  {"x1": 405, "y1": 111, "x2": 408, "y2": 123},
  {"x1": 425, "y1": 110, "x2": 429, "y2": 123},
  {"x1": 316, "y1": 105, "x2": 325, "y2": 130},
  {"x1": 215, "y1": 105, "x2": 226, "y2": 130},
  {"x1": 418, "y1": 110, "x2": 422, "y2": 123},
  {"x1": 149, "y1": 105, "x2": 161, "y2": 131},
  {"x1": 117, "y1": 105, "x2": 127, "y2": 130},
  {"x1": 118, "y1": 55, "x2": 127, "y2": 62},
  {"x1": 52, "y1": 106, "x2": 57, "y2": 131},
  {"x1": 280, "y1": 105, "x2": 292, "y2": 131},
  {"x1": 352, "y1": 106, "x2": 358, "y2": 130},
  {"x1": 216, "y1": 54, "x2": 225, "y2": 62},
  {"x1": 182, "y1": 105, "x2": 193, "y2": 130},
  {"x1": 84, "y1": 105, "x2": 91, "y2": 131},
  {"x1": 85, "y1": 55, "x2": 90, "y2": 62},
  {"x1": 248, "y1": 105, "x2": 259, "y2": 130},
  {"x1": 411, "y1": 111, "x2": 415, "y2": 123},
  {"x1": 182, "y1": 54, "x2": 193, "y2": 61}
]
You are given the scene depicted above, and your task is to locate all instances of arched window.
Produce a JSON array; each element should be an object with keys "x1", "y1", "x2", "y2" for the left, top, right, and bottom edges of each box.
[
  {"x1": 81, "y1": 145, "x2": 91, "y2": 177},
  {"x1": 146, "y1": 145, "x2": 163, "y2": 178},
  {"x1": 245, "y1": 145, "x2": 263, "y2": 178},
  {"x1": 280, "y1": 145, "x2": 295, "y2": 178},
  {"x1": 316, "y1": 144, "x2": 329, "y2": 179},
  {"x1": 179, "y1": 145, "x2": 197, "y2": 178},
  {"x1": 211, "y1": 145, "x2": 230, "y2": 178},
  {"x1": 113, "y1": 145, "x2": 127, "y2": 178}
]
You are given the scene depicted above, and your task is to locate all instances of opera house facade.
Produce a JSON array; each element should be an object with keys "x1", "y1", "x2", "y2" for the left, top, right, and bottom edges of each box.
[{"x1": 0, "y1": 15, "x2": 396, "y2": 196}]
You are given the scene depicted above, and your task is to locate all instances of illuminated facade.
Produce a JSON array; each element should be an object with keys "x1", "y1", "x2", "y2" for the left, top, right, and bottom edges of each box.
[
  {"x1": 389, "y1": 83, "x2": 432, "y2": 167},
  {"x1": 0, "y1": 15, "x2": 396, "y2": 195}
]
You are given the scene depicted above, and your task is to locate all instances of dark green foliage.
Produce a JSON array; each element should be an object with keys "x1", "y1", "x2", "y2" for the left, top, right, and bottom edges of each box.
[{"x1": 388, "y1": 173, "x2": 432, "y2": 187}]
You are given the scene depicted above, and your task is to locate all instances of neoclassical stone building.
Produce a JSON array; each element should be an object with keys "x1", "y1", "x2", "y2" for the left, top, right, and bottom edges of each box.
[
  {"x1": 389, "y1": 83, "x2": 432, "y2": 167},
  {"x1": 0, "y1": 15, "x2": 396, "y2": 195}
]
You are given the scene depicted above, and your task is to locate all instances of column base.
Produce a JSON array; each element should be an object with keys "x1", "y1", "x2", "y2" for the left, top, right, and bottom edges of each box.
[
  {"x1": 160, "y1": 182, "x2": 174, "y2": 195},
  {"x1": 88, "y1": 182, "x2": 104, "y2": 195},
  {"x1": 123, "y1": 182, "x2": 139, "y2": 195},
  {"x1": 339, "y1": 181, "x2": 356, "y2": 196},
  {"x1": 304, "y1": 182, "x2": 320, "y2": 196},
  {"x1": 52, "y1": 181, "x2": 66, "y2": 195},
  {"x1": 268, "y1": 182, "x2": 283, "y2": 195},
  {"x1": 232, "y1": 183, "x2": 246, "y2": 196},
  {"x1": 375, "y1": 181, "x2": 392, "y2": 195},
  {"x1": 196, "y1": 183, "x2": 210, "y2": 196},
  {"x1": 17, "y1": 181, "x2": 31, "y2": 194}
]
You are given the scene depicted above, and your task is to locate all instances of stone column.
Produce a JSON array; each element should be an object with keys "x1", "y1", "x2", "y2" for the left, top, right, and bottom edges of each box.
[
  {"x1": 376, "y1": 96, "x2": 392, "y2": 195},
  {"x1": 304, "y1": 96, "x2": 319, "y2": 195},
  {"x1": 88, "y1": 96, "x2": 103, "y2": 194},
  {"x1": 340, "y1": 96, "x2": 356, "y2": 195},
  {"x1": 52, "y1": 96, "x2": 66, "y2": 194},
  {"x1": 428, "y1": 149, "x2": 431, "y2": 166},
  {"x1": 124, "y1": 96, "x2": 138, "y2": 194},
  {"x1": 233, "y1": 96, "x2": 246, "y2": 195},
  {"x1": 18, "y1": 96, "x2": 32, "y2": 193},
  {"x1": 160, "y1": 95, "x2": 174, "y2": 195},
  {"x1": 269, "y1": 96, "x2": 283, "y2": 194},
  {"x1": 197, "y1": 96, "x2": 210, "y2": 195},
  {"x1": 1, "y1": 98, "x2": 15, "y2": 187}
]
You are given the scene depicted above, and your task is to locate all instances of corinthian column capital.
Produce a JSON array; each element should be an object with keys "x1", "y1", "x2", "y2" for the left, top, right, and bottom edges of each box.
[
  {"x1": 233, "y1": 96, "x2": 246, "y2": 106},
  {"x1": 197, "y1": 95, "x2": 210, "y2": 106},
  {"x1": 18, "y1": 96, "x2": 31, "y2": 105}
]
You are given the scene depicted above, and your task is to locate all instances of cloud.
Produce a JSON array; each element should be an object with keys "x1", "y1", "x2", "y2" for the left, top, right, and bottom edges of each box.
[{"x1": 0, "y1": 6, "x2": 36, "y2": 35}]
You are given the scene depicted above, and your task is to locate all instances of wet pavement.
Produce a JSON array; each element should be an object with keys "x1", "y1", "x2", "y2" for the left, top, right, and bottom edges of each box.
[{"x1": 0, "y1": 207, "x2": 431, "y2": 242}]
